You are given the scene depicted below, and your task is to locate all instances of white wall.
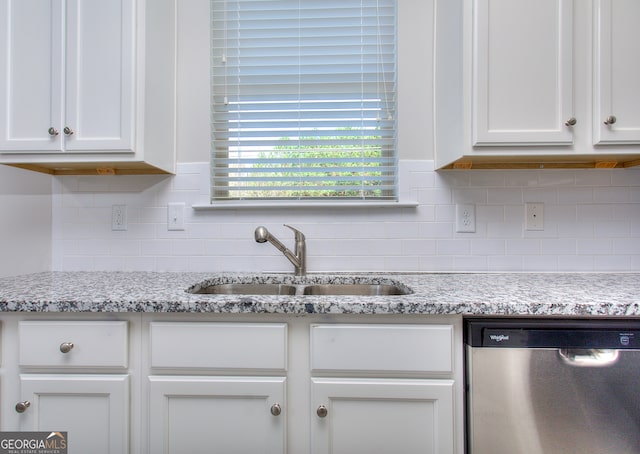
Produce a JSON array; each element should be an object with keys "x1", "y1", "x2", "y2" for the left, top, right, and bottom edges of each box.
[
  {"x1": 48, "y1": 0, "x2": 640, "y2": 273},
  {"x1": 0, "y1": 166, "x2": 51, "y2": 277}
]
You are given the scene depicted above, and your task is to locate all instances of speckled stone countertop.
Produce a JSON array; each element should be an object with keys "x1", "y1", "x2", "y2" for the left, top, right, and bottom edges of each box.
[{"x1": 0, "y1": 271, "x2": 638, "y2": 316}]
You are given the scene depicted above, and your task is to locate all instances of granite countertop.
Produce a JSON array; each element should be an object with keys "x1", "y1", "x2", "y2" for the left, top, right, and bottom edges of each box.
[{"x1": 0, "y1": 271, "x2": 638, "y2": 316}]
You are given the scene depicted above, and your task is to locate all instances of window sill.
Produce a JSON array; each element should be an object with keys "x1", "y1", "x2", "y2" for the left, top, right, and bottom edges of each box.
[{"x1": 192, "y1": 200, "x2": 419, "y2": 210}]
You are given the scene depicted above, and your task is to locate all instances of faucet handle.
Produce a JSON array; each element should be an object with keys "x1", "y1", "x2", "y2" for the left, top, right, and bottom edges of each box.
[{"x1": 283, "y1": 224, "x2": 305, "y2": 240}]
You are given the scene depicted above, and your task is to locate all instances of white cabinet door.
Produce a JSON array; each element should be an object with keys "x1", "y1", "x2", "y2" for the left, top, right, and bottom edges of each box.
[
  {"x1": 311, "y1": 378, "x2": 455, "y2": 454},
  {"x1": 473, "y1": 0, "x2": 574, "y2": 146},
  {"x1": 0, "y1": 0, "x2": 62, "y2": 151},
  {"x1": 18, "y1": 374, "x2": 130, "y2": 454},
  {"x1": 593, "y1": 0, "x2": 640, "y2": 144},
  {"x1": 0, "y1": 0, "x2": 134, "y2": 153},
  {"x1": 64, "y1": 0, "x2": 134, "y2": 152},
  {"x1": 149, "y1": 376, "x2": 286, "y2": 454}
]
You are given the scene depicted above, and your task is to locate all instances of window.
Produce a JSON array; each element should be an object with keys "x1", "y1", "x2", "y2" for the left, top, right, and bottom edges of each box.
[{"x1": 211, "y1": 0, "x2": 397, "y2": 201}]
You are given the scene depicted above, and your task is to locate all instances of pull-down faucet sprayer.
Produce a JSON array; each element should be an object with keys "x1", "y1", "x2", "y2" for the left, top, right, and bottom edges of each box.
[{"x1": 255, "y1": 225, "x2": 306, "y2": 276}]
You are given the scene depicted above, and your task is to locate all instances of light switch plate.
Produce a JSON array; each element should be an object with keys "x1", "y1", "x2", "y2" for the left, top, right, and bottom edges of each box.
[{"x1": 167, "y1": 202, "x2": 185, "y2": 231}]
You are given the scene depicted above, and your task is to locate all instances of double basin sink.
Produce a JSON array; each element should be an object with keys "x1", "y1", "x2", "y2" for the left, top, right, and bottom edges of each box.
[{"x1": 187, "y1": 276, "x2": 412, "y2": 296}]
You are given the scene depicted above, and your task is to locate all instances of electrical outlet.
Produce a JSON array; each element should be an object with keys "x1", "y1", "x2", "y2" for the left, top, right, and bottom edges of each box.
[
  {"x1": 525, "y1": 203, "x2": 544, "y2": 230},
  {"x1": 167, "y1": 202, "x2": 185, "y2": 231},
  {"x1": 456, "y1": 204, "x2": 476, "y2": 233},
  {"x1": 111, "y1": 205, "x2": 127, "y2": 231}
]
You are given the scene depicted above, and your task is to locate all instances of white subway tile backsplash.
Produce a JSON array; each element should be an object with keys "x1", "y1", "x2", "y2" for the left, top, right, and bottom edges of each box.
[
  {"x1": 577, "y1": 204, "x2": 615, "y2": 221},
  {"x1": 575, "y1": 170, "x2": 613, "y2": 186},
  {"x1": 471, "y1": 239, "x2": 505, "y2": 256},
  {"x1": 420, "y1": 222, "x2": 454, "y2": 239},
  {"x1": 594, "y1": 187, "x2": 631, "y2": 203},
  {"x1": 594, "y1": 221, "x2": 630, "y2": 238},
  {"x1": 503, "y1": 171, "x2": 538, "y2": 187},
  {"x1": 541, "y1": 239, "x2": 576, "y2": 255},
  {"x1": 522, "y1": 256, "x2": 557, "y2": 271},
  {"x1": 487, "y1": 188, "x2": 523, "y2": 204},
  {"x1": 486, "y1": 221, "x2": 522, "y2": 239},
  {"x1": 537, "y1": 170, "x2": 575, "y2": 187},
  {"x1": 558, "y1": 255, "x2": 594, "y2": 271},
  {"x1": 557, "y1": 222, "x2": 594, "y2": 239},
  {"x1": 522, "y1": 188, "x2": 557, "y2": 204},
  {"x1": 420, "y1": 255, "x2": 454, "y2": 272},
  {"x1": 487, "y1": 256, "x2": 522, "y2": 271},
  {"x1": 558, "y1": 188, "x2": 594, "y2": 204},
  {"x1": 454, "y1": 255, "x2": 488, "y2": 271},
  {"x1": 140, "y1": 240, "x2": 172, "y2": 256},
  {"x1": 437, "y1": 239, "x2": 470, "y2": 255},
  {"x1": 594, "y1": 255, "x2": 632, "y2": 271},
  {"x1": 401, "y1": 239, "x2": 437, "y2": 256},
  {"x1": 468, "y1": 171, "x2": 505, "y2": 187},
  {"x1": 384, "y1": 256, "x2": 422, "y2": 272},
  {"x1": 576, "y1": 238, "x2": 612, "y2": 255},
  {"x1": 452, "y1": 188, "x2": 487, "y2": 204},
  {"x1": 613, "y1": 239, "x2": 640, "y2": 255},
  {"x1": 50, "y1": 161, "x2": 640, "y2": 273},
  {"x1": 505, "y1": 239, "x2": 541, "y2": 255}
]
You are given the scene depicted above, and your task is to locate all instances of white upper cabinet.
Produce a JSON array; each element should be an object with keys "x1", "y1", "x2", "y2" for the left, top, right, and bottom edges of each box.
[
  {"x1": 435, "y1": 0, "x2": 640, "y2": 169},
  {"x1": 63, "y1": 0, "x2": 134, "y2": 152},
  {"x1": 593, "y1": 0, "x2": 640, "y2": 144},
  {"x1": 0, "y1": 0, "x2": 61, "y2": 152},
  {"x1": 0, "y1": 0, "x2": 176, "y2": 175},
  {"x1": 473, "y1": 0, "x2": 574, "y2": 146}
]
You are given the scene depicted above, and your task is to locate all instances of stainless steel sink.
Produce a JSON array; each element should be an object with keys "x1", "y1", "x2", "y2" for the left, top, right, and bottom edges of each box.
[
  {"x1": 302, "y1": 284, "x2": 408, "y2": 296},
  {"x1": 191, "y1": 283, "x2": 297, "y2": 295},
  {"x1": 187, "y1": 277, "x2": 412, "y2": 296}
]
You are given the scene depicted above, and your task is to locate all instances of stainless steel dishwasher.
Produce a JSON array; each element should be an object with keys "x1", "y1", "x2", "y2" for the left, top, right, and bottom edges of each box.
[{"x1": 465, "y1": 318, "x2": 640, "y2": 454}]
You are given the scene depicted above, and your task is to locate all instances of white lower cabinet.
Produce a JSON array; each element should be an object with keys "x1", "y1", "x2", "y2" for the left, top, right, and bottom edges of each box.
[
  {"x1": 18, "y1": 374, "x2": 129, "y2": 454},
  {"x1": 148, "y1": 376, "x2": 286, "y2": 454},
  {"x1": 309, "y1": 324, "x2": 456, "y2": 454},
  {"x1": 147, "y1": 322, "x2": 288, "y2": 454},
  {"x1": 8, "y1": 319, "x2": 131, "y2": 454},
  {"x1": 1, "y1": 314, "x2": 462, "y2": 454},
  {"x1": 311, "y1": 378, "x2": 454, "y2": 454}
]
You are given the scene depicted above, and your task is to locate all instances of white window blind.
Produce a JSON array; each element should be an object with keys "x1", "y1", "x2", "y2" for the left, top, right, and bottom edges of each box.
[{"x1": 211, "y1": 0, "x2": 397, "y2": 201}]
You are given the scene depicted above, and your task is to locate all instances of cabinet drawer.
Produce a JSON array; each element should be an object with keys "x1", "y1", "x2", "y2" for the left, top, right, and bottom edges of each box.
[
  {"x1": 310, "y1": 324, "x2": 453, "y2": 373},
  {"x1": 150, "y1": 322, "x2": 287, "y2": 371},
  {"x1": 19, "y1": 321, "x2": 128, "y2": 368}
]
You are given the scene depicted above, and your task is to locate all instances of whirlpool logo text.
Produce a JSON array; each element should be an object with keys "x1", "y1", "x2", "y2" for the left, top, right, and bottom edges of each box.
[{"x1": 489, "y1": 334, "x2": 510, "y2": 342}]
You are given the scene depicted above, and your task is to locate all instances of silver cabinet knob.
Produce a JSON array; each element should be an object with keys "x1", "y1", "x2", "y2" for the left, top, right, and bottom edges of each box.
[
  {"x1": 564, "y1": 117, "x2": 577, "y2": 126},
  {"x1": 63, "y1": 126, "x2": 74, "y2": 135},
  {"x1": 604, "y1": 115, "x2": 617, "y2": 125},
  {"x1": 316, "y1": 405, "x2": 328, "y2": 418},
  {"x1": 59, "y1": 342, "x2": 74, "y2": 353},
  {"x1": 48, "y1": 127, "x2": 59, "y2": 136},
  {"x1": 15, "y1": 401, "x2": 30, "y2": 413},
  {"x1": 270, "y1": 403, "x2": 282, "y2": 416}
]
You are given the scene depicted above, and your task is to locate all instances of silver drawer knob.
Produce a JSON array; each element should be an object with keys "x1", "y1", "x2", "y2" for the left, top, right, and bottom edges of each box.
[
  {"x1": 316, "y1": 405, "x2": 328, "y2": 418},
  {"x1": 604, "y1": 115, "x2": 617, "y2": 125},
  {"x1": 48, "y1": 127, "x2": 59, "y2": 136},
  {"x1": 59, "y1": 342, "x2": 74, "y2": 353},
  {"x1": 564, "y1": 117, "x2": 577, "y2": 126},
  {"x1": 270, "y1": 403, "x2": 282, "y2": 416},
  {"x1": 15, "y1": 401, "x2": 30, "y2": 413},
  {"x1": 63, "y1": 126, "x2": 74, "y2": 135}
]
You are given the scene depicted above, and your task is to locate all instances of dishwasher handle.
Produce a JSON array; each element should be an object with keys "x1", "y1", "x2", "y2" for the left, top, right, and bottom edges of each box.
[{"x1": 558, "y1": 348, "x2": 620, "y2": 367}]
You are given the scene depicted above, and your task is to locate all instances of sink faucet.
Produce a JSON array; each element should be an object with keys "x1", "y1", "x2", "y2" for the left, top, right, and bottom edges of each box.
[{"x1": 254, "y1": 225, "x2": 306, "y2": 276}]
